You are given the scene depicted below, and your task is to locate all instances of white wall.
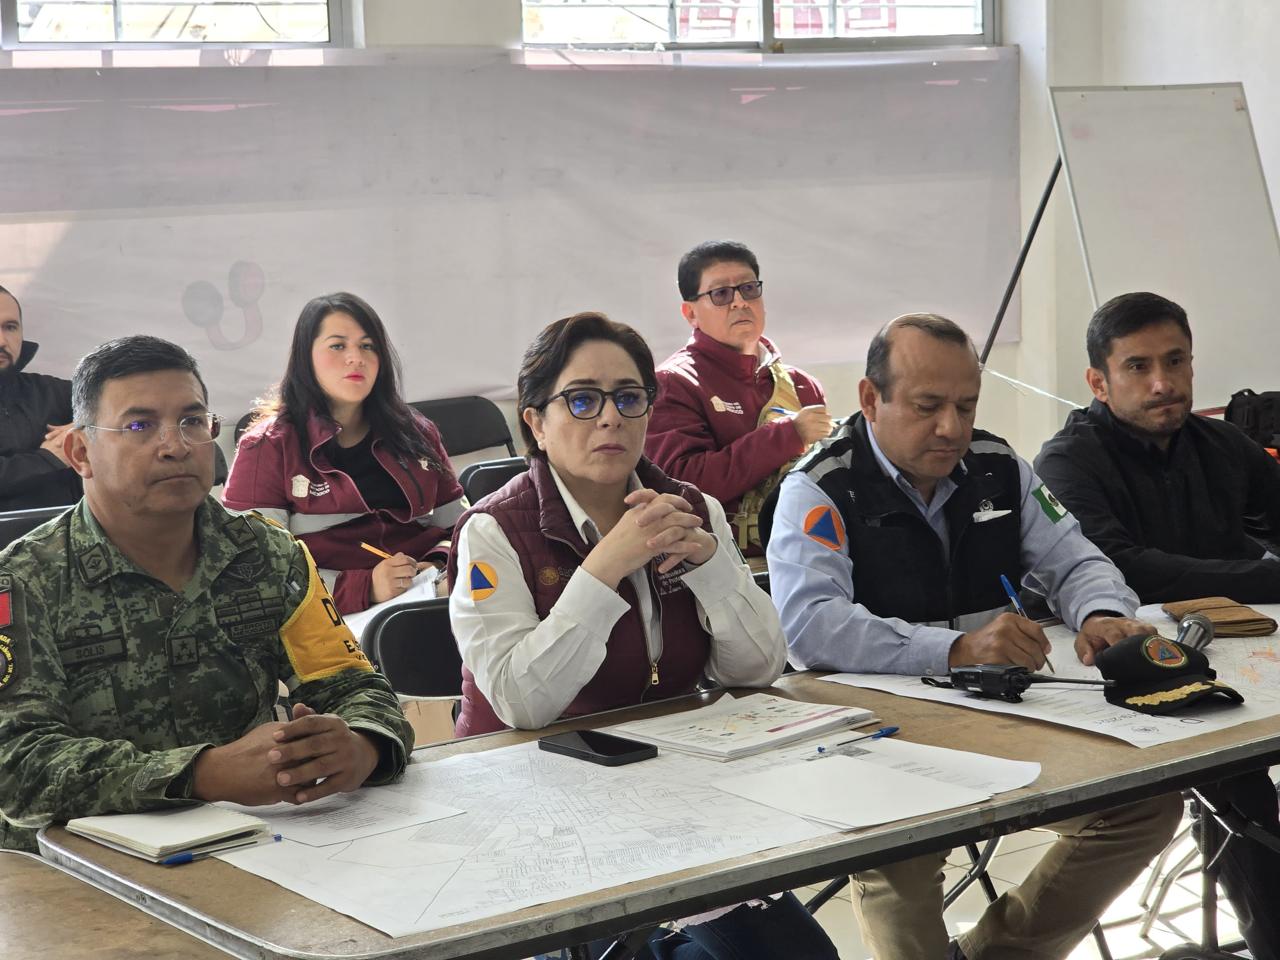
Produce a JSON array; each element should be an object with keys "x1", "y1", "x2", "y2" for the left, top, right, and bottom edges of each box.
[
  {"x1": 999, "y1": 0, "x2": 1280, "y2": 464},
  {"x1": 364, "y1": 0, "x2": 1280, "y2": 457}
]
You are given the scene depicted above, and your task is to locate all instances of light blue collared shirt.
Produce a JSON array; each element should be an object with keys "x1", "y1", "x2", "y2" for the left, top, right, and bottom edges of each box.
[{"x1": 766, "y1": 421, "x2": 1140, "y2": 677}]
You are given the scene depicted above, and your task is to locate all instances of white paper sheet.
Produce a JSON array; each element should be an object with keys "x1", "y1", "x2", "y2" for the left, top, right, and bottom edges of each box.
[
  {"x1": 820, "y1": 622, "x2": 1280, "y2": 747},
  {"x1": 808, "y1": 736, "x2": 1041, "y2": 795},
  {"x1": 343, "y1": 567, "x2": 444, "y2": 647},
  {"x1": 218, "y1": 783, "x2": 463, "y2": 847},
  {"x1": 716, "y1": 754, "x2": 992, "y2": 830}
]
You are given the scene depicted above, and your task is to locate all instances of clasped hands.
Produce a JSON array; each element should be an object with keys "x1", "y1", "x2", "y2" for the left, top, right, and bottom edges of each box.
[
  {"x1": 582, "y1": 489, "x2": 716, "y2": 590},
  {"x1": 192, "y1": 703, "x2": 380, "y2": 807}
]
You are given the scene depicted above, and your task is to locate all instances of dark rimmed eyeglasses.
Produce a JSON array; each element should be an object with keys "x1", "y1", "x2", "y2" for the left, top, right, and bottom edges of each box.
[
  {"x1": 540, "y1": 386, "x2": 657, "y2": 420},
  {"x1": 82, "y1": 413, "x2": 223, "y2": 445},
  {"x1": 690, "y1": 280, "x2": 764, "y2": 307}
]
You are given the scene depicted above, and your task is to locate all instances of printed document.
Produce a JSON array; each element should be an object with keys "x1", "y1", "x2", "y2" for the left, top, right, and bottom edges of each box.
[{"x1": 821, "y1": 622, "x2": 1280, "y2": 747}]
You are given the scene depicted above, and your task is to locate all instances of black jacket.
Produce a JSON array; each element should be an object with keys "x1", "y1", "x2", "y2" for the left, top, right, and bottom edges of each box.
[
  {"x1": 0, "y1": 341, "x2": 81, "y2": 511},
  {"x1": 1034, "y1": 399, "x2": 1280, "y2": 603}
]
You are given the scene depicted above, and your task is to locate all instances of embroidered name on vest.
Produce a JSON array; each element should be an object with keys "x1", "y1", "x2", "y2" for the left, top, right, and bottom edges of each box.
[
  {"x1": 652, "y1": 562, "x2": 691, "y2": 597},
  {"x1": 709, "y1": 395, "x2": 744, "y2": 415}
]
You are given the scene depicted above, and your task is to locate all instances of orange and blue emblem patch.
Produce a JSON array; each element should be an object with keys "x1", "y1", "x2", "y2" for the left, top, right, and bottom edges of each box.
[
  {"x1": 1142, "y1": 635, "x2": 1188, "y2": 669},
  {"x1": 469, "y1": 562, "x2": 498, "y2": 601},
  {"x1": 803, "y1": 506, "x2": 846, "y2": 551}
]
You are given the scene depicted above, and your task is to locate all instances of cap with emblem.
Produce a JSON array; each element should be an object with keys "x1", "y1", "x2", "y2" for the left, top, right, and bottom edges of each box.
[{"x1": 1095, "y1": 634, "x2": 1243, "y2": 715}]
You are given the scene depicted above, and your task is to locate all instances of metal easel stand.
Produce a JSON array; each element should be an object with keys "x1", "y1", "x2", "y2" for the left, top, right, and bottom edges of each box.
[
  {"x1": 978, "y1": 156, "x2": 1062, "y2": 365},
  {"x1": 1156, "y1": 789, "x2": 1280, "y2": 960}
]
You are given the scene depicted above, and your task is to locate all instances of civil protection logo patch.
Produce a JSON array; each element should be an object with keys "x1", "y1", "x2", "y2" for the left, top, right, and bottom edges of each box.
[
  {"x1": 1142, "y1": 635, "x2": 1188, "y2": 669},
  {"x1": 803, "y1": 506, "x2": 845, "y2": 551},
  {"x1": 469, "y1": 562, "x2": 498, "y2": 601}
]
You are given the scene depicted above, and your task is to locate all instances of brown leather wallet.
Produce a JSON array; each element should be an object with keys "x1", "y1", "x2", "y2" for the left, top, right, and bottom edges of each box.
[{"x1": 1161, "y1": 597, "x2": 1278, "y2": 637}]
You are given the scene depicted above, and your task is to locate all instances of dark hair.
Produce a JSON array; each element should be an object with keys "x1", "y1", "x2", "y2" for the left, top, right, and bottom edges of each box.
[
  {"x1": 865, "y1": 313, "x2": 976, "y2": 400},
  {"x1": 517, "y1": 311, "x2": 658, "y2": 456},
  {"x1": 1087, "y1": 292, "x2": 1192, "y2": 373},
  {"x1": 677, "y1": 240, "x2": 761, "y2": 301},
  {"x1": 255, "y1": 292, "x2": 431, "y2": 466},
  {"x1": 72, "y1": 335, "x2": 208, "y2": 426},
  {"x1": 0, "y1": 284, "x2": 20, "y2": 320}
]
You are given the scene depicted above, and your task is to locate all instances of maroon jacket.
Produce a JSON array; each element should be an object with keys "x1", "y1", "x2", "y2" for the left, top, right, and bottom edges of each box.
[
  {"x1": 645, "y1": 329, "x2": 825, "y2": 519},
  {"x1": 448, "y1": 456, "x2": 713, "y2": 737},
  {"x1": 223, "y1": 410, "x2": 463, "y2": 614}
]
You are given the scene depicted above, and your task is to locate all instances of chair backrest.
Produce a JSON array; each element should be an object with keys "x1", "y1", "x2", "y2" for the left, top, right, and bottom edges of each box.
[
  {"x1": 213, "y1": 443, "x2": 229, "y2": 486},
  {"x1": 364, "y1": 597, "x2": 463, "y2": 698},
  {"x1": 233, "y1": 412, "x2": 256, "y2": 446},
  {"x1": 0, "y1": 505, "x2": 71, "y2": 551},
  {"x1": 458, "y1": 457, "x2": 527, "y2": 504},
  {"x1": 410, "y1": 396, "x2": 516, "y2": 458}
]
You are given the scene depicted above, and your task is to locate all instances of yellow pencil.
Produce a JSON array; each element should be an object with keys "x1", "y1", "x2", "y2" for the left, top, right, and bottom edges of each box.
[{"x1": 359, "y1": 541, "x2": 393, "y2": 561}]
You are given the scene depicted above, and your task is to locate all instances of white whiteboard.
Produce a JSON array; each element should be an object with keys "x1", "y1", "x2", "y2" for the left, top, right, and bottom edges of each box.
[
  {"x1": 0, "y1": 47, "x2": 1019, "y2": 423},
  {"x1": 1051, "y1": 83, "x2": 1280, "y2": 407}
]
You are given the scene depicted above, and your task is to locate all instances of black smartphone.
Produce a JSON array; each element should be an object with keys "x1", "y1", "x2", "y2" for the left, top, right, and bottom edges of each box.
[{"x1": 537, "y1": 730, "x2": 657, "y2": 766}]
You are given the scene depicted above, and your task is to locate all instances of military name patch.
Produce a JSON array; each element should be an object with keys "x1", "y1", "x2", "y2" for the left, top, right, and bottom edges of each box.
[
  {"x1": 803, "y1": 505, "x2": 846, "y2": 551},
  {"x1": 469, "y1": 562, "x2": 498, "y2": 601},
  {"x1": 227, "y1": 619, "x2": 277, "y2": 640},
  {"x1": 61, "y1": 637, "x2": 126, "y2": 667},
  {"x1": 0, "y1": 634, "x2": 14, "y2": 690},
  {"x1": 1031, "y1": 484, "x2": 1068, "y2": 523},
  {"x1": 1142, "y1": 635, "x2": 1188, "y2": 669}
]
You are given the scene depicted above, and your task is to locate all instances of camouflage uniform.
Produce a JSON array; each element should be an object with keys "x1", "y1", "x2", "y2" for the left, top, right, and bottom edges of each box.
[{"x1": 0, "y1": 496, "x2": 414, "y2": 852}]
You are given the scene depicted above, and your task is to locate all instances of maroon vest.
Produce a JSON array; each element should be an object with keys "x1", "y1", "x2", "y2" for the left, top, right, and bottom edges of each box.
[{"x1": 449, "y1": 456, "x2": 713, "y2": 737}]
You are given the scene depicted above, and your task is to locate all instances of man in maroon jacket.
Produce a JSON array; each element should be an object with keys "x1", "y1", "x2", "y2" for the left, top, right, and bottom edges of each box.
[{"x1": 645, "y1": 240, "x2": 831, "y2": 554}]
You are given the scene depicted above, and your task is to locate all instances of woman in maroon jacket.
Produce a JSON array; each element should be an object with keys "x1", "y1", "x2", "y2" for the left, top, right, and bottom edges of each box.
[
  {"x1": 224, "y1": 292, "x2": 464, "y2": 614},
  {"x1": 448, "y1": 312, "x2": 836, "y2": 960},
  {"x1": 449, "y1": 311, "x2": 789, "y2": 736}
]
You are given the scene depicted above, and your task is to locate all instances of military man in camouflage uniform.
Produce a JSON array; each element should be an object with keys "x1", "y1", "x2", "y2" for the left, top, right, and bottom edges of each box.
[{"x1": 0, "y1": 335, "x2": 413, "y2": 852}]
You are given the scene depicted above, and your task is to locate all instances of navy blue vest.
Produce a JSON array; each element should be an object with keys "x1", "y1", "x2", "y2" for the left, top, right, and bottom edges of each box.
[{"x1": 799, "y1": 414, "x2": 1023, "y2": 625}]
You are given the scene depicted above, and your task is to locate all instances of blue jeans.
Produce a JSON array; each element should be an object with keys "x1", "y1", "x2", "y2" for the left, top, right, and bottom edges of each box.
[{"x1": 539, "y1": 892, "x2": 840, "y2": 960}]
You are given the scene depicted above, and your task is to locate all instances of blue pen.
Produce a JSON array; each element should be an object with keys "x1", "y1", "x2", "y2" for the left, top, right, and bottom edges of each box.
[
  {"x1": 160, "y1": 833, "x2": 282, "y2": 866},
  {"x1": 817, "y1": 725, "x2": 899, "y2": 753},
  {"x1": 768, "y1": 406, "x2": 789, "y2": 416},
  {"x1": 999, "y1": 574, "x2": 1055, "y2": 674}
]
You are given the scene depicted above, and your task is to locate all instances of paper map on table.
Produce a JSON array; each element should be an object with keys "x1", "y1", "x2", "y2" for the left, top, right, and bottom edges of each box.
[
  {"x1": 219, "y1": 740, "x2": 831, "y2": 937},
  {"x1": 821, "y1": 618, "x2": 1280, "y2": 747},
  {"x1": 1138, "y1": 602, "x2": 1280, "y2": 701}
]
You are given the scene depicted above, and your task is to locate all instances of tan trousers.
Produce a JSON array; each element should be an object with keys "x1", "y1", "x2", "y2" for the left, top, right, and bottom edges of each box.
[{"x1": 849, "y1": 793, "x2": 1183, "y2": 960}]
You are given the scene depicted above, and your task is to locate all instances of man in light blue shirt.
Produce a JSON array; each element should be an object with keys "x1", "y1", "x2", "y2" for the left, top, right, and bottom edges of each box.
[{"x1": 766, "y1": 313, "x2": 1180, "y2": 960}]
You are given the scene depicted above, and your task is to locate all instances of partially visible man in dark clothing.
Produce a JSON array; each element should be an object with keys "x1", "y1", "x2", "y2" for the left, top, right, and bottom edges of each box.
[
  {"x1": 1036, "y1": 291, "x2": 1280, "y2": 960},
  {"x1": 0, "y1": 286, "x2": 82, "y2": 511}
]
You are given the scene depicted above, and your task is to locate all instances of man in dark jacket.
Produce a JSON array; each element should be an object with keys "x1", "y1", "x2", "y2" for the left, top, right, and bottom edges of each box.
[
  {"x1": 0, "y1": 286, "x2": 82, "y2": 511},
  {"x1": 1036, "y1": 291, "x2": 1280, "y2": 960}
]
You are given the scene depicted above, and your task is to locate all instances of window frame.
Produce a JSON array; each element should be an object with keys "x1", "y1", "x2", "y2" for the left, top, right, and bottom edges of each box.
[
  {"x1": 520, "y1": 0, "x2": 998, "y2": 52},
  {"x1": 0, "y1": 0, "x2": 356, "y2": 49}
]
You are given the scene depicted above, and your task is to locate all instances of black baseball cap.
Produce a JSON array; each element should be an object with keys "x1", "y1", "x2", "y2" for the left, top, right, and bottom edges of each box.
[{"x1": 1095, "y1": 634, "x2": 1243, "y2": 716}]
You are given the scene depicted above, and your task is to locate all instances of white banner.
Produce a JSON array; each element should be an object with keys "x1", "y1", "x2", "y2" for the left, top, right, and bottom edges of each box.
[{"x1": 0, "y1": 46, "x2": 1019, "y2": 424}]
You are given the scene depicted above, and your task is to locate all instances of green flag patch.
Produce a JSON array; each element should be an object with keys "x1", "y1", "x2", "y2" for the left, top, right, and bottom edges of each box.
[{"x1": 1032, "y1": 484, "x2": 1068, "y2": 523}]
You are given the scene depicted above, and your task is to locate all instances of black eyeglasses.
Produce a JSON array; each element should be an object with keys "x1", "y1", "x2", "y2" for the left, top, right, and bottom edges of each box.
[
  {"x1": 691, "y1": 280, "x2": 764, "y2": 307},
  {"x1": 541, "y1": 386, "x2": 656, "y2": 420}
]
